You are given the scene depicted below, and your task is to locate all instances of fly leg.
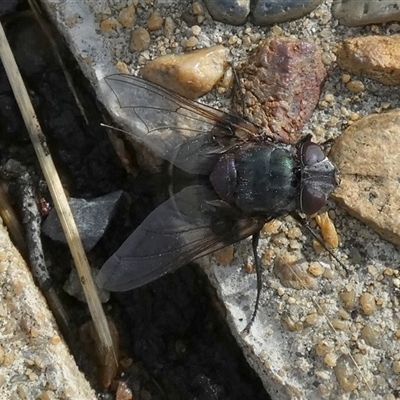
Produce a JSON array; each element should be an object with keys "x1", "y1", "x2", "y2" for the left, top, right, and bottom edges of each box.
[{"x1": 243, "y1": 230, "x2": 262, "y2": 333}]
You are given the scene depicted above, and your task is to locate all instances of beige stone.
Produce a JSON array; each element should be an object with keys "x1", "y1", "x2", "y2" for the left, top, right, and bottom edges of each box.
[
  {"x1": 129, "y1": 27, "x2": 151, "y2": 52},
  {"x1": 141, "y1": 45, "x2": 229, "y2": 99},
  {"x1": 117, "y1": 5, "x2": 136, "y2": 28},
  {"x1": 330, "y1": 110, "x2": 400, "y2": 246},
  {"x1": 335, "y1": 35, "x2": 400, "y2": 85}
]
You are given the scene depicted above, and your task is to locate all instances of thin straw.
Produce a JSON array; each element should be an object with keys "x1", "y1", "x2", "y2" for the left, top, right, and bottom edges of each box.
[{"x1": 0, "y1": 21, "x2": 117, "y2": 366}]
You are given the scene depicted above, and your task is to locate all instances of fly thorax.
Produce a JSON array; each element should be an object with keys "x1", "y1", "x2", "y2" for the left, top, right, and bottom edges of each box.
[{"x1": 210, "y1": 145, "x2": 299, "y2": 216}]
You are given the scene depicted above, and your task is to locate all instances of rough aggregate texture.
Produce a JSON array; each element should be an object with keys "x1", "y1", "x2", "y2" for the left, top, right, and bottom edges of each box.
[
  {"x1": 0, "y1": 220, "x2": 95, "y2": 399},
  {"x1": 16, "y1": 0, "x2": 400, "y2": 399},
  {"x1": 330, "y1": 110, "x2": 400, "y2": 247},
  {"x1": 233, "y1": 36, "x2": 327, "y2": 143},
  {"x1": 335, "y1": 35, "x2": 400, "y2": 85}
]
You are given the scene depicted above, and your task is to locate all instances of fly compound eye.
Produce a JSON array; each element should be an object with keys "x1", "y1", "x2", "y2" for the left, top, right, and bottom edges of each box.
[
  {"x1": 301, "y1": 141, "x2": 325, "y2": 166},
  {"x1": 300, "y1": 185, "x2": 327, "y2": 215}
]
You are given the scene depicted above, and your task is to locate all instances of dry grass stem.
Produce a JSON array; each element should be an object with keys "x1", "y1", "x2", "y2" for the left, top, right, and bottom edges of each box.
[{"x1": 0, "y1": 21, "x2": 117, "y2": 367}]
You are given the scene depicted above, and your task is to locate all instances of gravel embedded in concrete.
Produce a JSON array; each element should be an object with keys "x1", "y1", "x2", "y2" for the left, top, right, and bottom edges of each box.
[
  {"x1": 34, "y1": 0, "x2": 400, "y2": 398},
  {"x1": 0, "y1": 220, "x2": 95, "y2": 399}
]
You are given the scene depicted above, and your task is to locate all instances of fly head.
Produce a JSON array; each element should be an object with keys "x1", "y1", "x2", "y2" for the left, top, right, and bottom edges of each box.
[{"x1": 298, "y1": 137, "x2": 338, "y2": 216}]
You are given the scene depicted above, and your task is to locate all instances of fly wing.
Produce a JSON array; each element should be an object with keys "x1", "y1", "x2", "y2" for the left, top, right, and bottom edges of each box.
[
  {"x1": 96, "y1": 185, "x2": 264, "y2": 291},
  {"x1": 101, "y1": 74, "x2": 262, "y2": 174}
]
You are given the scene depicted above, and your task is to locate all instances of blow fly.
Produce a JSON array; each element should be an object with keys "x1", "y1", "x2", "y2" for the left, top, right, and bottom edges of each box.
[{"x1": 96, "y1": 74, "x2": 337, "y2": 330}]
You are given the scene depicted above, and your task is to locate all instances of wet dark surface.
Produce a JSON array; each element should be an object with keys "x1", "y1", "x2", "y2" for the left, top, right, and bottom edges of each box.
[{"x1": 0, "y1": 8, "x2": 271, "y2": 400}]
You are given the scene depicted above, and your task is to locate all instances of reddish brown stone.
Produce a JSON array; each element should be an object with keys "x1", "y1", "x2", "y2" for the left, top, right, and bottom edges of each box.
[{"x1": 233, "y1": 37, "x2": 326, "y2": 143}]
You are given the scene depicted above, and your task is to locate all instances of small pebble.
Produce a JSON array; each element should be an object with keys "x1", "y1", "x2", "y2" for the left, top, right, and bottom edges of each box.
[
  {"x1": 116, "y1": 380, "x2": 133, "y2": 400},
  {"x1": 191, "y1": 25, "x2": 201, "y2": 36},
  {"x1": 116, "y1": 61, "x2": 129, "y2": 74},
  {"x1": 324, "y1": 352, "x2": 336, "y2": 367},
  {"x1": 100, "y1": 18, "x2": 117, "y2": 33},
  {"x1": 50, "y1": 335, "x2": 61, "y2": 345},
  {"x1": 341, "y1": 74, "x2": 351, "y2": 83},
  {"x1": 220, "y1": 67, "x2": 233, "y2": 89},
  {"x1": 338, "y1": 308, "x2": 350, "y2": 320},
  {"x1": 308, "y1": 262, "x2": 324, "y2": 277},
  {"x1": 282, "y1": 314, "x2": 303, "y2": 331},
  {"x1": 245, "y1": 262, "x2": 254, "y2": 274},
  {"x1": 359, "y1": 292, "x2": 376, "y2": 316},
  {"x1": 164, "y1": 16, "x2": 175, "y2": 37},
  {"x1": 324, "y1": 93, "x2": 334, "y2": 103},
  {"x1": 270, "y1": 25, "x2": 282, "y2": 36},
  {"x1": 305, "y1": 313, "x2": 318, "y2": 325},
  {"x1": 334, "y1": 357, "x2": 358, "y2": 391},
  {"x1": 348, "y1": 112, "x2": 359, "y2": 121},
  {"x1": 339, "y1": 289, "x2": 356, "y2": 309},
  {"x1": 185, "y1": 36, "x2": 198, "y2": 47},
  {"x1": 331, "y1": 320, "x2": 348, "y2": 330},
  {"x1": 274, "y1": 254, "x2": 318, "y2": 290},
  {"x1": 345, "y1": 80, "x2": 364, "y2": 93},
  {"x1": 39, "y1": 391, "x2": 57, "y2": 400},
  {"x1": 212, "y1": 245, "x2": 234, "y2": 265},
  {"x1": 262, "y1": 220, "x2": 282, "y2": 235},
  {"x1": 322, "y1": 268, "x2": 335, "y2": 280},
  {"x1": 147, "y1": 12, "x2": 163, "y2": 31},
  {"x1": 314, "y1": 212, "x2": 339, "y2": 249},
  {"x1": 192, "y1": 1, "x2": 204, "y2": 15},
  {"x1": 360, "y1": 324, "x2": 381, "y2": 348},
  {"x1": 30, "y1": 326, "x2": 39, "y2": 338},
  {"x1": 117, "y1": 5, "x2": 136, "y2": 28},
  {"x1": 130, "y1": 27, "x2": 151, "y2": 52},
  {"x1": 394, "y1": 361, "x2": 400, "y2": 374},
  {"x1": 315, "y1": 340, "x2": 333, "y2": 357},
  {"x1": 42, "y1": 192, "x2": 123, "y2": 252},
  {"x1": 384, "y1": 267, "x2": 395, "y2": 276}
]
